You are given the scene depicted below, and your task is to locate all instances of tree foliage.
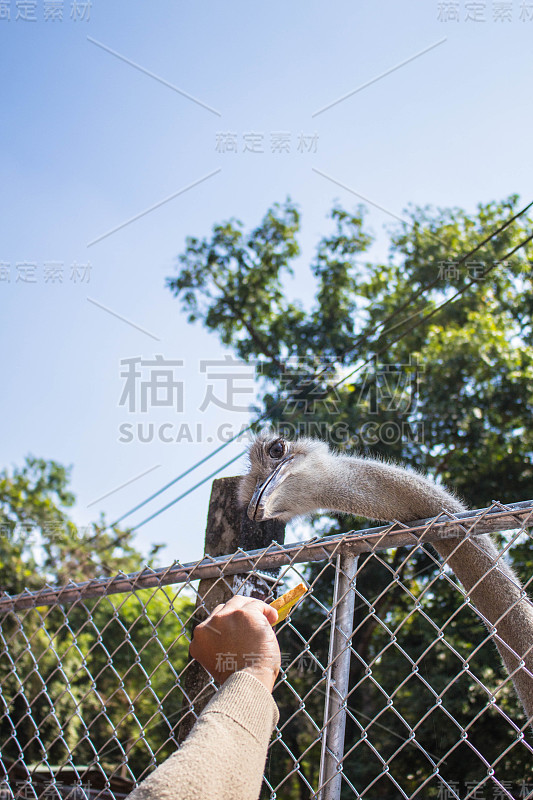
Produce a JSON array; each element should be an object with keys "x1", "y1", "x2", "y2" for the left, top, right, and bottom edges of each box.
[
  {"x1": 0, "y1": 457, "x2": 194, "y2": 783},
  {"x1": 168, "y1": 196, "x2": 533, "y2": 797}
]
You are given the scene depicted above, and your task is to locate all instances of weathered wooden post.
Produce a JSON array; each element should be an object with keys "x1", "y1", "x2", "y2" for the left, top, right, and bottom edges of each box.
[{"x1": 177, "y1": 476, "x2": 285, "y2": 742}]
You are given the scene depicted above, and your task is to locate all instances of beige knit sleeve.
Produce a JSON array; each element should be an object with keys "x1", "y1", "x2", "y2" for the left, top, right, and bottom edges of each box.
[{"x1": 127, "y1": 670, "x2": 280, "y2": 800}]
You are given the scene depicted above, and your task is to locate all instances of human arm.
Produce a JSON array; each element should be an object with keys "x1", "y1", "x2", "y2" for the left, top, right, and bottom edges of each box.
[{"x1": 127, "y1": 596, "x2": 281, "y2": 800}]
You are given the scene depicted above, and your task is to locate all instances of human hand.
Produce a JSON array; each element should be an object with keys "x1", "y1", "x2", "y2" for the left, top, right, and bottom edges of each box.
[{"x1": 189, "y1": 595, "x2": 281, "y2": 692}]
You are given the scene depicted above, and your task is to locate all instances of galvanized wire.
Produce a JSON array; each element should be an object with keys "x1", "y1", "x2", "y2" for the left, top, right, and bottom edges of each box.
[{"x1": 1, "y1": 500, "x2": 532, "y2": 800}]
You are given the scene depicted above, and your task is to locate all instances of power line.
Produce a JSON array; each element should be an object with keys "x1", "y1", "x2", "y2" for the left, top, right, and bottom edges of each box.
[
  {"x1": 131, "y1": 450, "x2": 246, "y2": 531},
  {"x1": 119, "y1": 234, "x2": 533, "y2": 537},
  {"x1": 330, "y1": 231, "x2": 533, "y2": 392},
  {"x1": 366, "y1": 198, "x2": 533, "y2": 342},
  {"x1": 101, "y1": 450, "x2": 246, "y2": 546},
  {"x1": 109, "y1": 440, "x2": 244, "y2": 528},
  {"x1": 99, "y1": 202, "x2": 533, "y2": 539}
]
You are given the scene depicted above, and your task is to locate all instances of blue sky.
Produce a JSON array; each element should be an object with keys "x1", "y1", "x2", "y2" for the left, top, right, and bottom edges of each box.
[{"x1": 1, "y1": 0, "x2": 532, "y2": 566}]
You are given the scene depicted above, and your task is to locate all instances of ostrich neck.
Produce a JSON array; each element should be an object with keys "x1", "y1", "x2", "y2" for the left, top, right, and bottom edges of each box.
[
  {"x1": 311, "y1": 452, "x2": 533, "y2": 726},
  {"x1": 314, "y1": 454, "x2": 465, "y2": 523}
]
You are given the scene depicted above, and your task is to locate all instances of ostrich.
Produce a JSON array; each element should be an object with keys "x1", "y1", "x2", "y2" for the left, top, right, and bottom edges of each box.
[{"x1": 239, "y1": 433, "x2": 533, "y2": 724}]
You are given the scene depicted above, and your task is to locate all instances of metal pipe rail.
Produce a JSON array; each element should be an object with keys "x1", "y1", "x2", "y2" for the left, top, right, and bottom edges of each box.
[
  {"x1": 1, "y1": 498, "x2": 532, "y2": 799},
  {"x1": 1, "y1": 500, "x2": 532, "y2": 613}
]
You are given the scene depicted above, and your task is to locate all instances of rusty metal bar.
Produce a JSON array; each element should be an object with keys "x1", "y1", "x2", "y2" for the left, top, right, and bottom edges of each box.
[{"x1": 1, "y1": 500, "x2": 532, "y2": 612}]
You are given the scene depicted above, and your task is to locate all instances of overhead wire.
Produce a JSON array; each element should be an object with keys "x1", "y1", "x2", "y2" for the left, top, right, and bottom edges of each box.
[
  {"x1": 124, "y1": 231, "x2": 532, "y2": 534},
  {"x1": 93, "y1": 450, "x2": 246, "y2": 551},
  {"x1": 328, "y1": 231, "x2": 533, "y2": 393},
  {"x1": 96, "y1": 202, "x2": 533, "y2": 540}
]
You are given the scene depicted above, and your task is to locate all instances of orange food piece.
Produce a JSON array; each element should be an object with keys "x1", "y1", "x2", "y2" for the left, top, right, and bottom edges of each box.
[{"x1": 269, "y1": 582, "x2": 308, "y2": 625}]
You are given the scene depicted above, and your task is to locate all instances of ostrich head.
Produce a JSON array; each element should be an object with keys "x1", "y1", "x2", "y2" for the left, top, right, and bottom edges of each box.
[{"x1": 238, "y1": 432, "x2": 330, "y2": 522}]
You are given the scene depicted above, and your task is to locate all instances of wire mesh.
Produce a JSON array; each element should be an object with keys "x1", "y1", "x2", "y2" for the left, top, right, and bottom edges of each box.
[{"x1": 1, "y1": 500, "x2": 532, "y2": 800}]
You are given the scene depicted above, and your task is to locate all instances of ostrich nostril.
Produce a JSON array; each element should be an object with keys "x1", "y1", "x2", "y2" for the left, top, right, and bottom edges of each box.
[{"x1": 248, "y1": 503, "x2": 265, "y2": 521}]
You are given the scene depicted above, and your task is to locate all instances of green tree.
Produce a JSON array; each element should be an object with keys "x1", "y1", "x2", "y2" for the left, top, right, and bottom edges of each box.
[
  {"x1": 168, "y1": 196, "x2": 533, "y2": 797},
  {"x1": 0, "y1": 458, "x2": 194, "y2": 784},
  {"x1": 0, "y1": 456, "x2": 149, "y2": 593}
]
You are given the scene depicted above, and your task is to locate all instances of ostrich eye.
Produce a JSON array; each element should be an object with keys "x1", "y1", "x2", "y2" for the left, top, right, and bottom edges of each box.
[{"x1": 268, "y1": 440, "x2": 285, "y2": 460}]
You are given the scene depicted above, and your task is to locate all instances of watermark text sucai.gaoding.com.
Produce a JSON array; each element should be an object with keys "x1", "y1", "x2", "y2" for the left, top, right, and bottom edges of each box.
[
  {"x1": 116, "y1": 353, "x2": 425, "y2": 446},
  {"x1": 117, "y1": 420, "x2": 425, "y2": 447},
  {"x1": 116, "y1": 354, "x2": 425, "y2": 445},
  {"x1": 265, "y1": 419, "x2": 425, "y2": 447}
]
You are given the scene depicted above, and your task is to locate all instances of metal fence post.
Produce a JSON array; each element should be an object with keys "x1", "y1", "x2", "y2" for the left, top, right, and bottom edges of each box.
[
  {"x1": 318, "y1": 552, "x2": 358, "y2": 800},
  {"x1": 1, "y1": 502, "x2": 533, "y2": 797}
]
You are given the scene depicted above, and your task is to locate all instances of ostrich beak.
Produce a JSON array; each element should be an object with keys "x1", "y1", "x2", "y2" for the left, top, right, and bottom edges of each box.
[{"x1": 248, "y1": 456, "x2": 294, "y2": 521}]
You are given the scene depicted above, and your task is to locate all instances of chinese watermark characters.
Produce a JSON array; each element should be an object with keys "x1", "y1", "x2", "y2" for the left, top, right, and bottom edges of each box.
[
  {"x1": 215, "y1": 131, "x2": 319, "y2": 155},
  {"x1": 0, "y1": 260, "x2": 92, "y2": 285},
  {"x1": 214, "y1": 651, "x2": 319, "y2": 674},
  {"x1": 437, "y1": 259, "x2": 509, "y2": 281},
  {"x1": 437, "y1": 1, "x2": 533, "y2": 22},
  {"x1": 437, "y1": 780, "x2": 533, "y2": 799},
  {"x1": 0, "y1": 0, "x2": 91, "y2": 21},
  {"x1": 0, "y1": 781, "x2": 93, "y2": 800},
  {"x1": 0, "y1": 522, "x2": 98, "y2": 544},
  {"x1": 116, "y1": 354, "x2": 428, "y2": 446}
]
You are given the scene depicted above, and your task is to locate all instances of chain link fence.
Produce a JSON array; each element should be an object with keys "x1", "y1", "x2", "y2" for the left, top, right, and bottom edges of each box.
[{"x1": 1, "y1": 500, "x2": 532, "y2": 800}]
